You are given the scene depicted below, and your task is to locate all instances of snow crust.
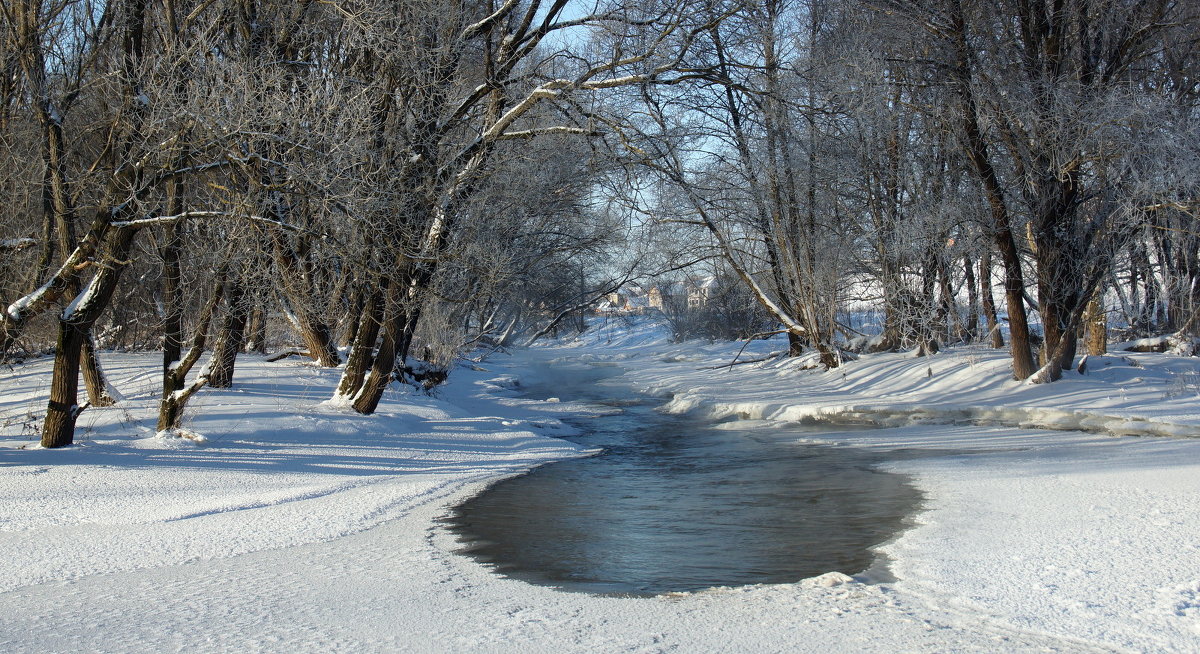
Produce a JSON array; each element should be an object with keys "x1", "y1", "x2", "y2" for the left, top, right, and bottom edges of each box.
[{"x1": 1, "y1": 323, "x2": 1198, "y2": 652}]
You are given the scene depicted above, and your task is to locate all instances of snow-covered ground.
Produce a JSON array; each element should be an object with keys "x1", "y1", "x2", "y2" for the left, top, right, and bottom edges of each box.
[{"x1": 1, "y1": 321, "x2": 1198, "y2": 652}]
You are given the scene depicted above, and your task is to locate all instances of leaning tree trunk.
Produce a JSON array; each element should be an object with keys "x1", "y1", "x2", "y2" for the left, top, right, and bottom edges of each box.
[
  {"x1": 351, "y1": 283, "x2": 406, "y2": 415},
  {"x1": 949, "y1": 0, "x2": 1035, "y2": 379},
  {"x1": 351, "y1": 266, "x2": 430, "y2": 415},
  {"x1": 41, "y1": 227, "x2": 138, "y2": 448},
  {"x1": 271, "y1": 231, "x2": 340, "y2": 367},
  {"x1": 157, "y1": 275, "x2": 225, "y2": 432}
]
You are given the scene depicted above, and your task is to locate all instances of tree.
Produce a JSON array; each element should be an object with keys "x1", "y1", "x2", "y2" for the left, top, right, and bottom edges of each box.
[{"x1": 880, "y1": 0, "x2": 1197, "y2": 381}]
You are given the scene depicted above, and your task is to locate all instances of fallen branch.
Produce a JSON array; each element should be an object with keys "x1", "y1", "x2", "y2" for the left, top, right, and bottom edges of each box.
[
  {"x1": 265, "y1": 349, "x2": 310, "y2": 362},
  {"x1": 714, "y1": 330, "x2": 789, "y2": 371},
  {"x1": 699, "y1": 351, "x2": 787, "y2": 370}
]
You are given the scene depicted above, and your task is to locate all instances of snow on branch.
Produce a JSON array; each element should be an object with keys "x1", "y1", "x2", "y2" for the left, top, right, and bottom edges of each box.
[
  {"x1": 109, "y1": 211, "x2": 301, "y2": 231},
  {"x1": 0, "y1": 238, "x2": 37, "y2": 251},
  {"x1": 494, "y1": 126, "x2": 595, "y2": 140},
  {"x1": 461, "y1": 0, "x2": 523, "y2": 40}
]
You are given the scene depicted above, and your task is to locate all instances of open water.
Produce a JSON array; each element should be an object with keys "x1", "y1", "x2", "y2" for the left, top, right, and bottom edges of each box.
[{"x1": 445, "y1": 358, "x2": 921, "y2": 596}]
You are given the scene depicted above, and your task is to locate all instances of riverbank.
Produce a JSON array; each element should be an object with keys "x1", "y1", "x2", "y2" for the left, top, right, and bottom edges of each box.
[{"x1": 1, "y1": 325, "x2": 1198, "y2": 652}]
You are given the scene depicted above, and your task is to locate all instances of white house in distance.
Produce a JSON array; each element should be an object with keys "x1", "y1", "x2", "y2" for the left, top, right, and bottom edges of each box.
[
  {"x1": 598, "y1": 277, "x2": 720, "y2": 315},
  {"x1": 599, "y1": 283, "x2": 651, "y2": 315},
  {"x1": 687, "y1": 276, "x2": 719, "y2": 309}
]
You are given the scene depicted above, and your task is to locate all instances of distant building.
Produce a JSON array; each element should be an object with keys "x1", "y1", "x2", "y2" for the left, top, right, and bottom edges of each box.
[
  {"x1": 646, "y1": 276, "x2": 719, "y2": 312},
  {"x1": 596, "y1": 284, "x2": 651, "y2": 315},
  {"x1": 648, "y1": 282, "x2": 686, "y2": 310},
  {"x1": 687, "y1": 276, "x2": 719, "y2": 309}
]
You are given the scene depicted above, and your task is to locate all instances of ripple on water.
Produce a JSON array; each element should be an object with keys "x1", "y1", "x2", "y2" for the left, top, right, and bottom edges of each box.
[{"x1": 446, "y1": 360, "x2": 923, "y2": 596}]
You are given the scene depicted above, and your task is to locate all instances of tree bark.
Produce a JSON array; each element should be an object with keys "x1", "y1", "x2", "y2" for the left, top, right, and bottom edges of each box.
[
  {"x1": 979, "y1": 248, "x2": 1004, "y2": 348},
  {"x1": 160, "y1": 219, "x2": 184, "y2": 388},
  {"x1": 1083, "y1": 290, "x2": 1107, "y2": 356},
  {"x1": 80, "y1": 331, "x2": 116, "y2": 407},
  {"x1": 41, "y1": 227, "x2": 139, "y2": 448},
  {"x1": 351, "y1": 280, "x2": 406, "y2": 415},
  {"x1": 158, "y1": 274, "x2": 225, "y2": 431},
  {"x1": 948, "y1": 0, "x2": 1035, "y2": 378},
  {"x1": 335, "y1": 286, "x2": 383, "y2": 399},
  {"x1": 245, "y1": 308, "x2": 268, "y2": 354},
  {"x1": 41, "y1": 322, "x2": 88, "y2": 448},
  {"x1": 963, "y1": 254, "x2": 979, "y2": 340},
  {"x1": 271, "y1": 231, "x2": 340, "y2": 367},
  {"x1": 208, "y1": 278, "x2": 249, "y2": 388}
]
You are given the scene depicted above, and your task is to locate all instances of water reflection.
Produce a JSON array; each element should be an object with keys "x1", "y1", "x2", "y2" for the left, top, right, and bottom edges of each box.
[{"x1": 446, "y1": 359, "x2": 921, "y2": 596}]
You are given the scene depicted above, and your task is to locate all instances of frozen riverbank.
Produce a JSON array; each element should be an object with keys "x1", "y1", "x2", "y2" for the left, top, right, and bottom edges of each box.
[{"x1": 1, "y1": 327, "x2": 1198, "y2": 652}]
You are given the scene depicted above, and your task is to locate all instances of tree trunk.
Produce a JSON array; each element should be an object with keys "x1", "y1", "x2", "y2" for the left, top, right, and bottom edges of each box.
[
  {"x1": 208, "y1": 278, "x2": 249, "y2": 388},
  {"x1": 787, "y1": 330, "x2": 805, "y2": 356},
  {"x1": 157, "y1": 275, "x2": 225, "y2": 431},
  {"x1": 335, "y1": 286, "x2": 384, "y2": 399},
  {"x1": 245, "y1": 308, "x2": 267, "y2": 354},
  {"x1": 296, "y1": 311, "x2": 340, "y2": 366},
  {"x1": 41, "y1": 227, "x2": 138, "y2": 447},
  {"x1": 160, "y1": 222, "x2": 184, "y2": 387},
  {"x1": 980, "y1": 248, "x2": 1004, "y2": 348},
  {"x1": 351, "y1": 299, "x2": 405, "y2": 414},
  {"x1": 339, "y1": 286, "x2": 365, "y2": 348},
  {"x1": 948, "y1": 0, "x2": 1035, "y2": 379},
  {"x1": 1083, "y1": 290, "x2": 1107, "y2": 356},
  {"x1": 271, "y1": 232, "x2": 340, "y2": 366},
  {"x1": 963, "y1": 254, "x2": 979, "y2": 340},
  {"x1": 80, "y1": 330, "x2": 116, "y2": 407},
  {"x1": 937, "y1": 254, "x2": 960, "y2": 343},
  {"x1": 40, "y1": 323, "x2": 88, "y2": 448}
]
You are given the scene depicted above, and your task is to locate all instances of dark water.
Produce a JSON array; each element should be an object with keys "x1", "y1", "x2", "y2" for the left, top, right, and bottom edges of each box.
[{"x1": 445, "y1": 358, "x2": 921, "y2": 596}]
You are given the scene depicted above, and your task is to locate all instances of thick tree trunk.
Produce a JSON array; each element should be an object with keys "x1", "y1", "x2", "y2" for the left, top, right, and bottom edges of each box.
[
  {"x1": 271, "y1": 232, "x2": 340, "y2": 367},
  {"x1": 787, "y1": 330, "x2": 804, "y2": 356},
  {"x1": 157, "y1": 390, "x2": 187, "y2": 433},
  {"x1": 335, "y1": 287, "x2": 383, "y2": 399},
  {"x1": 41, "y1": 323, "x2": 87, "y2": 448},
  {"x1": 41, "y1": 227, "x2": 138, "y2": 447},
  {"x1": 996, "y1": 235, "x2": 1037, "y2": 379},
  {"x1": 208, "y1": 279, "x2": 249, "y2": 388},
  {"x1": 948, "y1": 0, "x2": 1035, "y2": 379},
  {"x1": 295, "y1": 311, "x2": 340, "y2": 366},
  {"x1": 351, "y1": 319, "x2": 403, "y2": 414}
]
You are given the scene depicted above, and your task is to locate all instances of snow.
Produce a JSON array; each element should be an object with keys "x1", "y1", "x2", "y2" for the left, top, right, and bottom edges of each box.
[
  {"x1": 0, "y1": 238, "x2": 36, "y2": 250},
  {"x1": 60, "y1": 275, "x2": 99, "y2": 321},
  {"x1": 1, "y1": 322, "x2": 1199, "y2": 652},
  {"x1": 6, "y1": 279, "x2": 52, "y2": 321}
]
